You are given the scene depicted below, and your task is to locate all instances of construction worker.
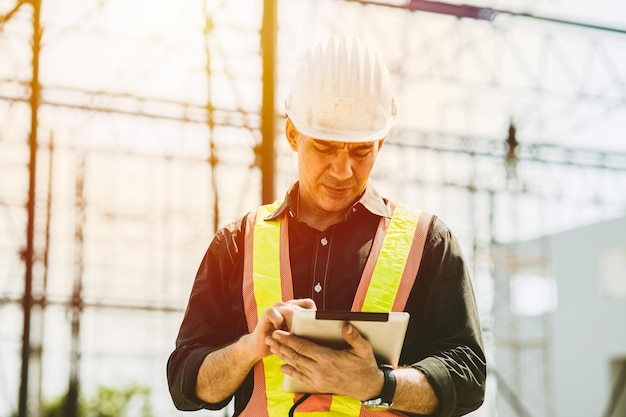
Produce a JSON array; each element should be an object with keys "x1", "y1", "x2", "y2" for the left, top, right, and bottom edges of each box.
[{"x1": 167, "y1": 36, "x2": 486, "y2": 416}]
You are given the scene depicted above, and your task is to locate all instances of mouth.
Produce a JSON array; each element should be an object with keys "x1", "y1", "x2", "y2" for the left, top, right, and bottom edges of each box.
[{"x1": 324, "y1": 185, "x2": 351, "y2": 197}]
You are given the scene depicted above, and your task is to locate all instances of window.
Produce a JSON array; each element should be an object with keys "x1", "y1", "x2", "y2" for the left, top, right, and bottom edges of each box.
[{"x1": 600, "y1": 247, "x2": 626, "y2": 300}]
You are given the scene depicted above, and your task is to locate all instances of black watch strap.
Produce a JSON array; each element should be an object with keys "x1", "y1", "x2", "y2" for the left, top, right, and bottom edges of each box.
[
  {"x1": 360, "y1": 364, "x2": 396, "y2": 409},
  {"x1": 379, "y1": 364, "x2": 397, "y2": 404}
]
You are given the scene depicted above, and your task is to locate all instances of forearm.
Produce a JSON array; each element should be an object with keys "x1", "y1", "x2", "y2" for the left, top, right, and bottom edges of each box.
[
  {"x1": 391, "y1": 367, "x2": 439, "y2": 415},
  {"x1": 195, "y1": 333, "x2": 260, "y2": 404},
  {"x1": 415, "y1": 348, "x2": 486, "y2": 416}
]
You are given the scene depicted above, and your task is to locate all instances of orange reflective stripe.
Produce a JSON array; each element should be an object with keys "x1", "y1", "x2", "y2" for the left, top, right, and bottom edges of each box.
[
  {"x1": 243, "y1": 209, "x2": 258, "y2": 333},
  {"x1": 295, "y1": 394, "x2": 333, "y2": 412},
  {"x1": 393, "y1": 212, "x2": 432, "y2": 311},
  {"x1": 242, "y1": 208, "x2": 269, "y2": 416},
  {"x1": 280, "y1": 211, "x2": 294, "y2": 300},
  {"x1": 351, "y1": 212, "x2": 390, "y2": 312}
]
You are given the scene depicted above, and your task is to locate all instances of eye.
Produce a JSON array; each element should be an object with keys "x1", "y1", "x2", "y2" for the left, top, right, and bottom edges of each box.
[
  {"x1": 311, "y1": 141, "x2": 336, "y2": 154},
  {"x1": 350, "y1": 146, "x2": 374, "y2": 158}
]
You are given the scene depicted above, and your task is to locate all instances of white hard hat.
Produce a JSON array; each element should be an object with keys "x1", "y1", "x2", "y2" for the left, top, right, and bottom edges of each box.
[{"x1": 285, "y1": 36, "x2": 397, "y2": 143}]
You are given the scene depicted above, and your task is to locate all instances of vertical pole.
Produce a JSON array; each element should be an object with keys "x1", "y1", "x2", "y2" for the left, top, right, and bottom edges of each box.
[
  {"x1": 32, "y1": 133, "x2": 55, "y2": 417},
  {"x1": 260, "y1": 0, "x2": 277, "y2": 204},
  {"x1": 202, "y1": 1, "x2": 219, "y2": 233},
  {"x1": 66, "y1": 154, "x2": 86, "y2": 417},
  {"x1": 19, "y1": 0, "x2": 42, "y2": 415}
]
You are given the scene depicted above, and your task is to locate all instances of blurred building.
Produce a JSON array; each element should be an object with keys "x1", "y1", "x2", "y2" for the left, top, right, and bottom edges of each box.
[{"x1": 492, "y1": 215, "x2": 626, "y2": 417}]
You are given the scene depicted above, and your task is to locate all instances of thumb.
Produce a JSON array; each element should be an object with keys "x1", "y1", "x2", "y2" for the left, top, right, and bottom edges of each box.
[{"x1": 342, "y1": 323, "x2": 371, "y2": 357}]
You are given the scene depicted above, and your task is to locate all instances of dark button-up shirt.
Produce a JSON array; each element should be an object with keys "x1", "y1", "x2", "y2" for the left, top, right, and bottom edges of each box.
[{"x1": 167, "y1": 183, "x2": 486, "y2": 417}]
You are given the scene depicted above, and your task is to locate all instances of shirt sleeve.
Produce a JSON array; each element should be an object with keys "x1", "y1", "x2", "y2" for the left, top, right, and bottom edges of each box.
[
  {"x1": 166, "y1": 219, "x2": 248, "y2": 411},
  {"x1": 407, "y1": 218, "x2": 487, "y2": 417}
]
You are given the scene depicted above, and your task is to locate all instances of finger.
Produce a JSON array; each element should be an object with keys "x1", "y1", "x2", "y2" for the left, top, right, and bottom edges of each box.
[
  {"x1": 273, "y1": 329, "x2": 318, "y2": 357},
  {"x1": 280, "y1": 363, "x2": 315, "y2": 388},
  {"x1": 267, "y1": 333, "x2": 317, "y2": 377},
  {"x1": 269, "y1": 331, "x2": 315, "y2": 362},
  {"x1": 342, "y1": 323, "x2": 373, "y2": 358},
  {"x1": 288, "y1": 298, "x2": 316, "y2": 310},
  {"x1": 276, "y1": 299, "x2": 316, "y2": 330},
  {"x1": 264, "y1": 307, "x2": 287, "y2": 330},
  {"x1": 267, "y1": 330, "x2": 298, "y2": 357}
]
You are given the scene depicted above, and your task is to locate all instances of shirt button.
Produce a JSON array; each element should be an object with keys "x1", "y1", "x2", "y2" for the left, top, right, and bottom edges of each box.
[
  {"x1": 321, "y1": 237, "x2": 328, "y2": 246},
  {"x1": 352, "y1": 207, "x2": 357, "y2": 213},
  {"x1": 314, "y1": 283, "x2": 322, "y2": 293}
]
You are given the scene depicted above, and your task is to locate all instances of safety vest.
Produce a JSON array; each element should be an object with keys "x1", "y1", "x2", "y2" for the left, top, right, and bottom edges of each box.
[{"x1": 241, "y1": 200, "x2": 432, "y2": 417}]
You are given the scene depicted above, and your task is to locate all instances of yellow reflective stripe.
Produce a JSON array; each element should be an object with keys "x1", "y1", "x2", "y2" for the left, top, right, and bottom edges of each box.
[
  {"x1": 362, "y1": 205, "x2": 420, "y2": 312},
  {"x1": 263, "y1": 355, "x2": 293, "y2": 417},
  {"x1": 252, "y1": 201, "x2": 295, "y2": 417},
  {"x1": 329, "y1": 395, "x2": 362, "y2": 415},
  {"x1": 293, "y1": 395, "x2": 361, "y2": 417},
  {"x1": 252, "y1": 201, "x2": 283, "y2": 313}
]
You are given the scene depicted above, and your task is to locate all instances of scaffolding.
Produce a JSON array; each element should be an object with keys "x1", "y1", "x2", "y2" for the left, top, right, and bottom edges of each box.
[{"x1": 1, "y1": 0, "x2": 626, "y2": 416}]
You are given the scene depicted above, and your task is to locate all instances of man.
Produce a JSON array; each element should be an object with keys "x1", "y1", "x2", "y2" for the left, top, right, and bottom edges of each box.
[{"x1": 167, "y1": 36, "x2": 486, "y2": 417}]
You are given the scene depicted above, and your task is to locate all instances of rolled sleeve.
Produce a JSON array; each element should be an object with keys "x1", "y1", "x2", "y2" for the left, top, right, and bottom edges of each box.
[
  {"x1": 414, "y1": 357, "x2": 456, "y2": 417},
  {"x1": 167, "y1": 345, "x2": 221, "y2": 410},
  {"x1": 167, "y1": 221, "x2": 248, "y2": 411}
]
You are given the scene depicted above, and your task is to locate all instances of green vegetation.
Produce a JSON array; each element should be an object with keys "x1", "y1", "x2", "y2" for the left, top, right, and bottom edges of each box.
[{"x1": 45, "y1": 384, "x2": 154, "y2": 417}]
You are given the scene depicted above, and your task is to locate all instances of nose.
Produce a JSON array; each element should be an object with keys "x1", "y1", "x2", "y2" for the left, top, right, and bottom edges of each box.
[{"x1": 328, "y1": 150, "x2": 353, "y2": 181}]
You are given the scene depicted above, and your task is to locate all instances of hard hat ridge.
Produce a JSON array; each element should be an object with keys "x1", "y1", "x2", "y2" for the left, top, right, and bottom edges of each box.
[{"x1": 285, "y1": 35, "x2": 397, "y2": 143}]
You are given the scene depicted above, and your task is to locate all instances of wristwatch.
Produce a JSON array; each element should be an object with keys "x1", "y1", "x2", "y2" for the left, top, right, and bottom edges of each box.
[{"x1": 360, "y1": 364, "x2": 396, "y2": 409}]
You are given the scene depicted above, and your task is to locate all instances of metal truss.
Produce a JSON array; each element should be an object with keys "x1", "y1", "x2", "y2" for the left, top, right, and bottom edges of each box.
[
  {"x1": 316, "y1": 0, "x2": 626, "y2": 150},
  {"x1": 2, "y1": 1, "x2": 626, "y2": 417}
]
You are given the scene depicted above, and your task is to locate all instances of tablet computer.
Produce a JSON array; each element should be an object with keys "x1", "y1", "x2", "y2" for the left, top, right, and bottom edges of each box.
[{"x1": 282, "y1": 310, "x2": 410, "y2": 393}]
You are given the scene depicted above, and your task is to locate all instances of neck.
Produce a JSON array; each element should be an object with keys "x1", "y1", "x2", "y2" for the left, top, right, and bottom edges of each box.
[
  {"x1": 299, "y1": 207, "x2": 344, "y2": 231},
  {"x1": 296, "y1": 189, "x2": 345, "y2": 231}
]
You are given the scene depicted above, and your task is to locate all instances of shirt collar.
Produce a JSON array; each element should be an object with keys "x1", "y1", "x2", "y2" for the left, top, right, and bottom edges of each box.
[{"x1": 265, "y1": 182, "x2": 391, "y2": 221}]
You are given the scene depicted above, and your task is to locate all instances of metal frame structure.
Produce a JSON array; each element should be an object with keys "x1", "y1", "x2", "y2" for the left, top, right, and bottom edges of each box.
[{"x1": 1, "y1": 0, "x2": 625, "y2": 416}]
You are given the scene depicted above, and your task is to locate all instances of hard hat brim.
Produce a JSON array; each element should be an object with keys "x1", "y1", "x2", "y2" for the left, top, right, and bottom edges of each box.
[{"x1": 286, "y1": 114, "x2": 394, "y2": 143}]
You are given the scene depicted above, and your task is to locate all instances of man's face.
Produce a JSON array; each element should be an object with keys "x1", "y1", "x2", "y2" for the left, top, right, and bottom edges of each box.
[{"x1": 287, "y1": 120, "x2": 384, "y2": 217}]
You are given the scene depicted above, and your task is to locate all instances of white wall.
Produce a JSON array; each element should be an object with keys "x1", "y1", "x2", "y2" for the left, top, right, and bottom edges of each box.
[{"x1": 552, "y1": 216, "x2": 626, "y2": 417}]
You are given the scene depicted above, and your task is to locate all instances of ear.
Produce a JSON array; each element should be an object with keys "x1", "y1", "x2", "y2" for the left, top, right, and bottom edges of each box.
[{"x1": 285, "y1": 118, "x2": 299, "y2": 152}]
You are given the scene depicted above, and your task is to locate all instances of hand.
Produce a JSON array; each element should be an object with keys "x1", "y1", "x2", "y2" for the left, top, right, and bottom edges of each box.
[
  {"x1": 246, "y1": 299, "x2": 316, "y2": 363},
  {"x1": 266, "y1": 322, "x2": 383, "y2": 400}
]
